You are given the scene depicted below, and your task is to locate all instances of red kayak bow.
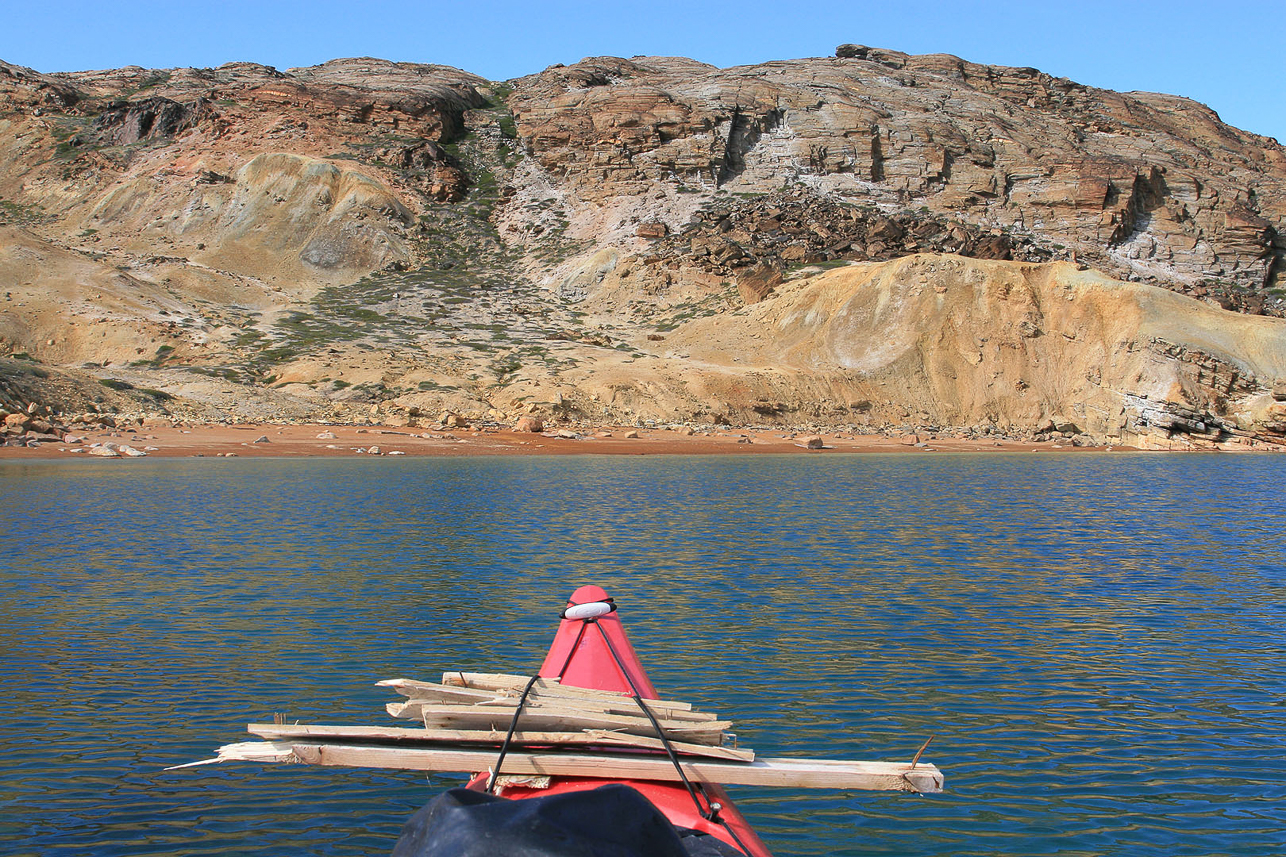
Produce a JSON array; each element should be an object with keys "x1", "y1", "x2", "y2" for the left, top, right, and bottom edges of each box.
[{"x1": 465, "y1": 585, "x2": 772, "y2": 857}]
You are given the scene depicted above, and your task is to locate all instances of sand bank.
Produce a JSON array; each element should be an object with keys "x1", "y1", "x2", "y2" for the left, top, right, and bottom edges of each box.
[{"x1": 0, "y1": 423, "x2": 1105, "y2": 460}]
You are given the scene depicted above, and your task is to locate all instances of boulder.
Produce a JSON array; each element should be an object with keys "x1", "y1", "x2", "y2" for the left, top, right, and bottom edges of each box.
[
  {"x1": 514, "y1": 416, "x2": 544, "y2": 432},
  {"x1": 636, "y1": 222, "x2": 669, "y2": 240},
  {"x1": 801, "y1": 435, "x2": 825, "y2": 449}
]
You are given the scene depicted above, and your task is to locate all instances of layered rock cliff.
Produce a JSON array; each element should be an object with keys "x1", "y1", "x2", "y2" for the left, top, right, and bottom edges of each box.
[
  {"x1": 511, "y1": 51, "x2": 1285, "y2": 309},
  {"x1": 1, "y1": 48, "x2": 1284, "y2": 448}
]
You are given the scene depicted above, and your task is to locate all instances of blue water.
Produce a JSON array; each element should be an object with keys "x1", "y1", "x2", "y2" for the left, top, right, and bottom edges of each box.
[{"x1": 1, "y1": 453, "x2": 1283, "y2": 856}]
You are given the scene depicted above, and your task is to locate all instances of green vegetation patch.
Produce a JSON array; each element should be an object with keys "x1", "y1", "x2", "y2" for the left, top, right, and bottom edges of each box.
[{"x1": 0, "y1": 198, "x2": 50, "y2": 226}]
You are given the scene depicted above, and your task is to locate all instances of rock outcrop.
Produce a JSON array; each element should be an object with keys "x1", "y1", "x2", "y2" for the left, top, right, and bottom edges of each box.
[
  {"x1": 509, "y1": 52, "x2": 1285, "y2": 305},
  {"x1": 656, "y1": 255, "x2": 1286, "y2": 448}
]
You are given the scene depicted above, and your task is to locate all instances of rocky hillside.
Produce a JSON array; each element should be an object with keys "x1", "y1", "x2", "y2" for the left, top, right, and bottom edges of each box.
[{"x1": 1, "y1": 47, "x2": 1284, "y2": 449}]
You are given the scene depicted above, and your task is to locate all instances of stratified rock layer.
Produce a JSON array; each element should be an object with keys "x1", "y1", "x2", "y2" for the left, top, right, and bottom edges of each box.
[{"x1": 510, "y1": 52, "x2": 1285, "y2": 304}]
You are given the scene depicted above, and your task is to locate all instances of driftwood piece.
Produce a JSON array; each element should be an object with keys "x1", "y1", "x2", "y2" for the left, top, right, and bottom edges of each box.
[
  {"x1": 380, "y1": 678, "x2": 711, "y2": 721},
  {"x1": 246, "y1": 723, "x2": 755, "y2": 761},
  {"x1": 439, "y1": 673, "x2": 694, "y2": 709},
  {"x1": 205, "y1": 741, "x2": 944, "y2": 793},
  {"x1": 387, "y1": 701, "x2": 730, "y2": 744}
]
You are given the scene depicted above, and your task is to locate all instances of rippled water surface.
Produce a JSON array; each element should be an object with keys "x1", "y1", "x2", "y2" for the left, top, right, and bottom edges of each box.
[{"x1": 1, "y1": 453, "x2": 1283, "y2": 856}]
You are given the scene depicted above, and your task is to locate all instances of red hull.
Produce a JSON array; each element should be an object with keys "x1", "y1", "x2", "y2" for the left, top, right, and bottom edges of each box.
[{"x1": 465, "y1": 585, "x2": 772, "y2": 857}]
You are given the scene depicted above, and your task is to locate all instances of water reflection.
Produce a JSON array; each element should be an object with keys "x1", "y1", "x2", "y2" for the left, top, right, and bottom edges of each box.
[{"x1": 1, "y1": 454, "x2": 1284, "y2": 855}]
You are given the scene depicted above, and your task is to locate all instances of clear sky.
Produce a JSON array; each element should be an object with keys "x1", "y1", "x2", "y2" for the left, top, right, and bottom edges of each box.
[{"x1": 3, "y1": 0, "x2": 1282, "y2": 143}]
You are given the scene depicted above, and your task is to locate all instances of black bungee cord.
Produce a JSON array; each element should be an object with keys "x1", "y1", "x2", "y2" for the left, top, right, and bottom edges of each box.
[
  {"x1": 485, "y1": 617, "x2": 591, "y2": 793},
  {"x1": 589, "y1": 615, "x2": 754, "y2": 857},
  {"x1": 486, "y1": 602, "x2": 753, "y2": 857}
]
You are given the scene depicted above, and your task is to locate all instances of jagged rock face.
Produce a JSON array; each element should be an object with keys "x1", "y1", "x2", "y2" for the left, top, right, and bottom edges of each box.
[
  {"x1": 509, "y1": 53, "x2": 1286, "y2": 303},
  {"x1": 637, "y1": 187, "x2": 1048, "y2": 303},
  {"x1": 76, "y1": 96, "x2": 210, "y2": 147},
  {"x1": 56, "y1": 58, "x2": 490, "y2": 139},
  {"x1": 0, "y1": 60, "x2": 80, "y2": 110}
]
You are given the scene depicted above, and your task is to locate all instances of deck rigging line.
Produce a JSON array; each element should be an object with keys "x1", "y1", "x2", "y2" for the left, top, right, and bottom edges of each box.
[
  {"x1": 485, "y1": 618, "x2": 590, "y2": 793},
  {"x1": 486, "y1": 599, "x2": 752, "y2": 856}
]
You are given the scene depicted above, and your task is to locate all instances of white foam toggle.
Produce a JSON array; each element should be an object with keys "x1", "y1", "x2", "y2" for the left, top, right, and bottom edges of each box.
[{"x1": 563, "y1": 601, "x2": 614, "y2": 620}]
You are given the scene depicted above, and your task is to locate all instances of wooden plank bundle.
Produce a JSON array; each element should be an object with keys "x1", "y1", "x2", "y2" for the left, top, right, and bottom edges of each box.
[
  {"x1": 379, "y1": 674, "x2": 735, "y2": 752},
  {"x1": 169, "y1": 671, "x2": 945, "y2": 794}
]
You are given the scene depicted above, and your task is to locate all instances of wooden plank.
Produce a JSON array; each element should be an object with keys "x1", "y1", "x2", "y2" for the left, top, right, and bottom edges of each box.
[
  {"x1": 474, "y1": 694, "x2": 714, "y2": 723},
  {"x1": 239, "y1": 742, "x2": 943, "y2": 793},
  {"x1": 381, "y1": 678, "x2": 710, "y2": 721},
  {"x1": 166, "y1": 741, "x2": 296, "y2": 769},
  {"x1": 440, "y1": 672, "x2": 574, "y2": 692},
  {"x1": 436, "y1": 672, "x2": 697, "y2": 712},
  {"x1": 417, "y1": 709, "x2": 730, "y2": 745},
  {"x1": 399, "y1": 702, "x2": 719, "y2": 731},
  {"x1": 582, "y1": 730, "x2": 754, "y2": 762},
  {"x1": 389, "y1": 702, "x2": 730, "y2": 744},
  {"x1": 245, "y1": 723, "x2": 754, "y2": 761},
  {"x1": 377, "y1": 680, "x2": 507, "y2": 705}
]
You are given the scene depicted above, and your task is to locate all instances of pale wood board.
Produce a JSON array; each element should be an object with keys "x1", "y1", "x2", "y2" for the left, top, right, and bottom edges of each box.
[
  {"x1": 435, "y1": 672, "x2": 697, "y2": 711},
  {"x1": 380, "y1": 678, "x2": 711, "y2": 721},
  {"x1": 440, "y1": 672, "x2": 597, "y2": 695},
  {"x1": 388, "y1": 702, "x2": 730, "y2": 744},
  {"x1": 376, "y1": 680, "x2": 506, "y2": 705},
  {"x1": 222, "y1": 741, "x2": 943, "y2": 793},
  {"x1": 245, "y1": 723, "x2": 754, "y2": 761},
  {"x1": 515, "y1": 697, "x2": 715, "y2": 722},
  {"x1": 582, "y1": 730, "x2": 754, "y2": 762}
]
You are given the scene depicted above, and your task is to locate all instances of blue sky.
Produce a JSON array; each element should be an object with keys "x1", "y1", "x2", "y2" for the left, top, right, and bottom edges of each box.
[{"x1": 3, "y1": 0, "x2": 1283, "y2": 142}]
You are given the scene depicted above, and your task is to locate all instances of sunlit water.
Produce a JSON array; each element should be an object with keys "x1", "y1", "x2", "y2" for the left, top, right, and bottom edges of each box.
[{"x1": 1, "y1": 453, "x2": 1283, "y2": 856}]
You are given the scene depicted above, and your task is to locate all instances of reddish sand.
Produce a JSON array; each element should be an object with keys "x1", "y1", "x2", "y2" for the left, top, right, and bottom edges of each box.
[{"x1": 0, "y1": 423, "x2": 1104, "y2": 460}]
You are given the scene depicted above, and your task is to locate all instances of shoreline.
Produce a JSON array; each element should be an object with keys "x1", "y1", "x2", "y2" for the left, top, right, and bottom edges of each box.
[{"x1": 0, "y1": 422, "x2": 1128, "y2": 460}]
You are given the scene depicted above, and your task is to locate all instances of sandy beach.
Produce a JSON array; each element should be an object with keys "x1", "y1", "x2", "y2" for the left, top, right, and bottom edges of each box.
[{"x1": 0, "y1": 422, "x2": 1099, "y2": 460}]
